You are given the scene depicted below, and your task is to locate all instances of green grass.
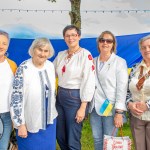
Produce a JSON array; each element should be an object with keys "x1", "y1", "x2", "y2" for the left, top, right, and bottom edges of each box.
[{"x1": 56, "y1": 116, "x2": 135, "y2": 150}]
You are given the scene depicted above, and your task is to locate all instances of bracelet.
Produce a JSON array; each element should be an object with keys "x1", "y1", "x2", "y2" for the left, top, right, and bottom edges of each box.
[
  {"x1": 115, "y1": 111, "x2": 124, "y2": 114},
  {"x1": 146, "y1": 100, "x2": 150, "y2": 110},
  {"x1": 126, "y1": 100, "x2": 133, "y2": 110}
]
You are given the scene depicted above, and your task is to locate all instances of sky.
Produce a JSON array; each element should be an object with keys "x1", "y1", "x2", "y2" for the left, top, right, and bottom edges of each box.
[{"x1": 0, "y1": 0, "x2": 149, "y2": 38}]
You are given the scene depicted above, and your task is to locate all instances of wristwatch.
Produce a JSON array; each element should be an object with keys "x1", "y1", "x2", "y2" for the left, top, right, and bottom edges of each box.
[{"x1": 115, "y1": 110, "x2": 124, "y2": 114}]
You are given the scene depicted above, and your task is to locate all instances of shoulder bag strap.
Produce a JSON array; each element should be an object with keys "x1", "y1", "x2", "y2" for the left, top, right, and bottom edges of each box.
[{"x1": 96, "y1": 57, "x2": 107, "y2": 99}]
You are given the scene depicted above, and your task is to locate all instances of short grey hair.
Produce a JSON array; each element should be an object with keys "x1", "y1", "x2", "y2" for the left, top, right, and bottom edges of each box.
[
  {"x1": 0, "y1": 30, "x2": 10, "y2": 44},
  {"x1": 139, "y1": 34, "x2": 150, "y2": 50},
  {"x1": 28, "y1": 38, "x2": 54, "y2": 59}
]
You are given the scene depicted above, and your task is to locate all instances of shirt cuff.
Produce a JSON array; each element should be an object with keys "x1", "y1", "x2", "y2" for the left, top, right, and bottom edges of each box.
[
  {"x1": 146, "y1": 100, "x2": 150, "y2": 110},
  {"x1": 126, "y1": 99, "x2": 133, "y2": 110}
]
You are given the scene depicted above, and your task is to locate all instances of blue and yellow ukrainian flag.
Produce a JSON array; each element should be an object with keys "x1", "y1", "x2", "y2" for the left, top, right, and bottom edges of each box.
[{"x1": 99, "y1": 99, "x2": 113, "y2": 116}]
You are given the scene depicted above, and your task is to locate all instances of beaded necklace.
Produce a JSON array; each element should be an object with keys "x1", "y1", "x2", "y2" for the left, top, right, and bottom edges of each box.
[
  {"x1": 62, "y1": 47, "x2": 81, "y2": 75},
  {"x1": 65, "y1": 46, "x2": 81, "y2": 64}
]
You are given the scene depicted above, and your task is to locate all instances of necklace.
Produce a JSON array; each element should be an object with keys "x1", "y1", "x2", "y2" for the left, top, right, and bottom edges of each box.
[
  {"x1": 65, "y1": 47, "x2": 81, "y2": 64},
  {"x1": 62, "y1": 47, "x2": 81, "y2": 75}
]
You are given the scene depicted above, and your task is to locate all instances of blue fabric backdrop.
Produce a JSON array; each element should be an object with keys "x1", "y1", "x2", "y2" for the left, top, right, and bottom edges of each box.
[{"x1": 7, "y1": 32, "x2": 150, "y2": 67}]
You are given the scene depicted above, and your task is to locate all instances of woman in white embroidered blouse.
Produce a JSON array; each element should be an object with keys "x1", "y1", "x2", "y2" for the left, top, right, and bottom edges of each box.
[
  {"x1": 10, "y1": 38, "x2": 58, "y2": 150},
  {"x1": 53, "y1": 25, "x2": 95, "y2": 150},
  {"x1": 126, "y1": 35, "x2": 150, "y2": 150}
]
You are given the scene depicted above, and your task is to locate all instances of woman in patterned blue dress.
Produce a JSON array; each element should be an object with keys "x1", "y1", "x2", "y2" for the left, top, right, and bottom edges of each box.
[{"x1": 10, "y1": 38, "x2": 58, "y2": 150}]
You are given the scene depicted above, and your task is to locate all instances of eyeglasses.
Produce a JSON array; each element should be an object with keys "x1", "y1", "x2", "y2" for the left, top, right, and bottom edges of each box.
[
  {"x1": 99, "y1": 38, "x2": 114, "y2": 44},
  {"x1": 64, "y1": 34, "x2": 78, "y2": 38}
]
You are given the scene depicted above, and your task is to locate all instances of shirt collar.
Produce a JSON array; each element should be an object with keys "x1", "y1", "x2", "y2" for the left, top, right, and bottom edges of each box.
[{"x1": 140, "y1": 60, "x2": 150, "y2": 70}]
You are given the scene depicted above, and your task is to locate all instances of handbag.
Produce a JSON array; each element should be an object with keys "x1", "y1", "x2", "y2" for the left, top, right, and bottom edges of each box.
[
  {"x1": 103, "y1": 127, "x2": 132, "y2": 150},
  {"x1": 0, "y1": 116, "x2": 4, "y2": 139}
]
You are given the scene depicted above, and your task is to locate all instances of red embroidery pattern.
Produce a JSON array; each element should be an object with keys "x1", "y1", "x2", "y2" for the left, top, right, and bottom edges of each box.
[
  {"x1": 103, "y1": 137, "x2": 131, "y2": 150},
  {"x1": 92, "y1": 65, "x2": 95, "y2": 71},
  {"x1": 62, "y1": 65, "x2": 66, "y2": 75},
  {"x1": 88, "y1": 54, "x2": 93, "y2": 60}
]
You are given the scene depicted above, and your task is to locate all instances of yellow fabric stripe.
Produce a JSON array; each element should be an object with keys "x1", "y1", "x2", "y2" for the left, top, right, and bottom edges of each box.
[
  {"x1": 103, "y1": 103, "x2": 113, "y2": 116},
  {"x1": 128, "y1": 68, "x2": 131, "y2": 75},
  {"x1": 56, "y1": 78, "x2": 58, "y2": 94}
]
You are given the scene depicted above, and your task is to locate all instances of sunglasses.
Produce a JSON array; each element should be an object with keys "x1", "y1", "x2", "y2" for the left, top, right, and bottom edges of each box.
[{"x1": 99, "y1": 38, "x2": 114, "y2": 44}]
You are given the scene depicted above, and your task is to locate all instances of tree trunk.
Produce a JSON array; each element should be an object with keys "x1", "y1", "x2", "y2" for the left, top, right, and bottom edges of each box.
[{"x1": 69, "y1": 0, "x2": 81, "y2": 29}]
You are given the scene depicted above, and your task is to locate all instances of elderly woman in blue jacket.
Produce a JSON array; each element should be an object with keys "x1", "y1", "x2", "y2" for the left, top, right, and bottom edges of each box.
[{"x1": 89, "y1": 31, "x2": 128, "y2": 150}]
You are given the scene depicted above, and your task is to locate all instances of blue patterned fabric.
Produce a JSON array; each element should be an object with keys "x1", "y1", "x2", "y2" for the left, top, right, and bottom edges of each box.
[
  {"x1": 10, "y1": 59, "x2": 55, "y2": 129},
  {"x1": 10, "y1": 61, "x2": 27, "y2": 125},
  {"x1": 126, "y1": 62, "x2": 140, "y2": 105}
]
